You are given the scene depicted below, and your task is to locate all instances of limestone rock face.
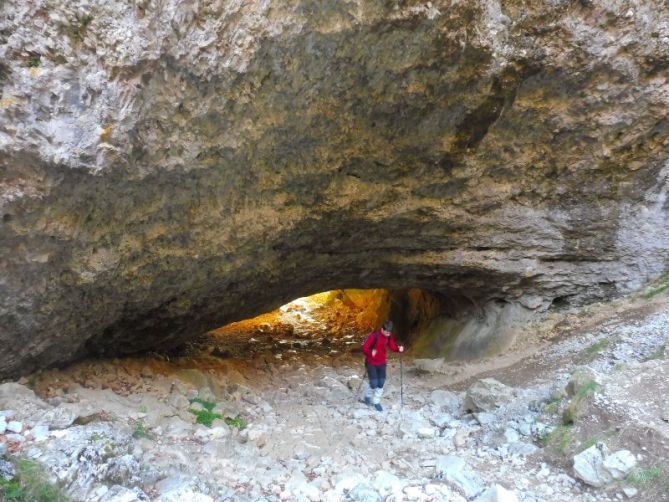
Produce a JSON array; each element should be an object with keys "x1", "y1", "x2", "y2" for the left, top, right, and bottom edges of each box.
[{"x1": 1, "y1": 0, "x2": 668, "y2": 377}]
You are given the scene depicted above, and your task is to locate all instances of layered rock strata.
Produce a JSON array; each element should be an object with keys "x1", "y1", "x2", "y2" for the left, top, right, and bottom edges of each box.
[{"x1": 1, "y1": 0, "x2": 668, "y2": 377}]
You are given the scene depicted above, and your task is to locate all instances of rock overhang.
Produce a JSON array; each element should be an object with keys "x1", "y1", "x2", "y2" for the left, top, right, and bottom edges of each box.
[{"x1": 1, "y1": 0, "x2": 668, "y2": 377}]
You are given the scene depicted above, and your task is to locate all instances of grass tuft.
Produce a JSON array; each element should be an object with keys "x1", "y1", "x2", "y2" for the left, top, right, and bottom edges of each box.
[
  {"x1": 540, "y1": 424, "x2": 573, "y2": 453},
  {"x1": 644, "y1": 344, "x2": 666, "y2": 362},
  {"x1": 585, "y1": 339, "x2": 609, "y2": 357},
  {"x1": 625, "y1": 464, "x2": 663, "y2": 485},
  {"x1": 0, "y1": 459, "x2": 69, "y2": 502},
  {"x1": 563, "y1": 379, "x2": 600, "y2": 424},
  {"x1": 642, "y1": 273, "x2": 669, "y2": 299},
  {"x1": 575, "y1": 379, "x2": 600, "y2": 400},
  {"x1": 577, "y1": 432, "x2": 615, "y2": 453}
]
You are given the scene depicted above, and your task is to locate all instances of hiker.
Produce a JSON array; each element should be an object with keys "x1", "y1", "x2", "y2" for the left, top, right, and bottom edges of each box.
[{"x1": 361, "y1": 320, "x2": 404, "y2": 411}]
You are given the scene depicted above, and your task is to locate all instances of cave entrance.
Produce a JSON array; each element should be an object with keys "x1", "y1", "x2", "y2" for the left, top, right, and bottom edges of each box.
[
  {"x1": 191, "y1": 289, "x2": 391, "y2": 362},
  {"x1": 176, "y1": 288, "x2": 519, "y2": 367}
]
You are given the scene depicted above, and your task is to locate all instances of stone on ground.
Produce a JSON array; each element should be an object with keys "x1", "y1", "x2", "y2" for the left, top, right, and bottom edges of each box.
[
  {"x1": 6, "y1": 421, "x2": 22, "y2": 433},
  {"x1": 435, "y1": 455, "x2": 485, "y2": 499},
  {"x1": 464, "y1": 379, "x2": 514, "y2": 412},
  {"x1": 371, "y1": 470, "x2": 403, "y2": 499},
  {"x1": 475, "y1": 484, "x2": 519, "y2": 502},
  {"x1": 0, "y1": 459, "x2": 15, "y2": 481},
  {"x1": 573, "y1": 443, "x2": 612, "y2": 487},
  {"x1": 346, "y1": 482, "x2": 381, "y2": 502},
  {"x1": 430, "y1": 389, "x2": 461, "y2": 413},
  {"x1": 602, "y1": 450, "x2": 637, "y2": 480}
]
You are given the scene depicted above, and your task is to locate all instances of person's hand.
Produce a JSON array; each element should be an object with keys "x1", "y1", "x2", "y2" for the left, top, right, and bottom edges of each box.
[
  {"x1": 399, "y1": 346, "x2": 404, "y2": 352},
  {"x1": 371, "y1": 349, "x2": 377, "y2": 357}
]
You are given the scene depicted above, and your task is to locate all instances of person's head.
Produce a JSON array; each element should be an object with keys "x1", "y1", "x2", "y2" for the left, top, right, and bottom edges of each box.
[{"x1": 381, "y1": 320, "x2": 393, "y2": 336}]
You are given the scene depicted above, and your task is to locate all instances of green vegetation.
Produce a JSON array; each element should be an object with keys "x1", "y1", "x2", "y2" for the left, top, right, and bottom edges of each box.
[
  {"x1": 543, "y1": 391, "x2": 565, "y2": 415},
  {"x1": 101, "y1": 440, "x2": 116, "y2": 460},
  {"x1": 224, "y1": 415, "x2": 247, "y2": 430},
  {"x1": 188, "y1": 399, "x2": 246, "y2": 429},
  {"x1": 132, "y1": 421, "x2": 152, "y2": 439},
  {"x1": 625, "y1": 464, "x2": 663, "y2": 485},
  {"x1": 642, "y1": 273, "x2": 669, "y2": 299},
  {"x1": 189, "y1": 398, "x2": 223, "y2": 427},
  {"x1": 25, "y1": 56, "x2": 40, "y2": 68},
  {"x1": 138, "y1": 405, "x2": 147, "y2": 413},
  {"x1": 0, "y1": 459, "x2": 69, "y2": 502},
  {"x1": 190, "y1": 398, "x2": 215, "y2": 410},
  {"x1": 577, "y1": 432, "x2": 614, "y2": 453},
  {"x1": 540, "y1": 424, "x2": 574, "y2": 453},
  {"x1": 574, "y1": 379, "x2": 600, "y2": 400},
  {"x1": 190, "y1": 407, "x2": 223, "y2": 427},
  {"x1": 89, "y1": 433, "x2": 101, "y2": 441},
  {"x1": 563, "y1": 378, "x2": 600, "y2": 424},
  {"x1": 585, "y1": 339, "x2": 609, "y2": 357},
  {"x1": 644, "y1": 344, "x2": 666, "y2": 361}
]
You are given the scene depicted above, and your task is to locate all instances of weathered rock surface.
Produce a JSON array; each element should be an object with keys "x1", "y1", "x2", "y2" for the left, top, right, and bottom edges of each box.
[{"x1": 1, "y1": 0, "x2": 668, "y2": 376}]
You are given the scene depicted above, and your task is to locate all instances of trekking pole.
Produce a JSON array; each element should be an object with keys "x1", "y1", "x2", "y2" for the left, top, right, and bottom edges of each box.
[
  {"x1": 400, "y1": 352, "x2": 404, "y2": 408},
  {"x1": 355, "y1": 369, "x2": 367, "y2": 402}
]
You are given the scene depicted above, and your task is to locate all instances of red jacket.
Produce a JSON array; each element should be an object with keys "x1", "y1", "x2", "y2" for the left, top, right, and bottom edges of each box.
[{"x1": 361, "y1": 329, "x2": 400, "y2": 365}]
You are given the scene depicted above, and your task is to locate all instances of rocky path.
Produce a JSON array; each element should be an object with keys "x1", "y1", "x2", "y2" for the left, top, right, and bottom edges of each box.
[{"x1": 1, "y1": 297, "x2": 668, "y2": 501}]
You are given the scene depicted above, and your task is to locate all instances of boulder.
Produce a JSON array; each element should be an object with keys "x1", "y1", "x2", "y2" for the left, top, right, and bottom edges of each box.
[
  {"x1": 435, "y1": 455, "x2": 485, "y2": 499},
  {"x1": 573, "y1": 443, "x2": 612, "y2": 487},
  {"x1": 464, "y1": 379, "x2": 514, "y2": 412}
]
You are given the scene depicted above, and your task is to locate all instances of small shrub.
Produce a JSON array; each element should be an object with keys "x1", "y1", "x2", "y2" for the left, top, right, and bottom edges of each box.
[
  {"x1": 224, "y1": 415, "x2": 247, "y2": 430},
  {"x1": 188, "y1": 399, "x2": 245, "y2": 429},
  {"x1": 190, "y1": 408, "x2": 223, "y2": 427},
  {"x1": 89, "y1": 433, "x2": 101, "y2": 441},
  {"x1": 132, "y1": 421, "x2": 152, "y2": 439},
  {"x1": 25, "y1": 55, "x2": 41, "y2": 68},
  {"x1": 102, "y1": 441, "x2": 117, "y2": 460},
  {"x1": 189, "y1": 399, "x2": 222, "y2": 426},
  {"x1": 0, "y1": 459, "x2": 69, "y2": 501}
]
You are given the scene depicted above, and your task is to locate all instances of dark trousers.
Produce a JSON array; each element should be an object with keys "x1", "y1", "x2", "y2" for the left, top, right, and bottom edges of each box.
[{"x1": 366, "y1": 363, "x2": 387, "y2": 389}]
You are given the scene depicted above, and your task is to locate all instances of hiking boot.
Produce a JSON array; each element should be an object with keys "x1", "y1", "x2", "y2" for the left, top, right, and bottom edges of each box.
[
  {"x1": 363, "y1": 396, "x2": 372, "y2": 406},
  {"x1": 374, "y1": 403, "x2": 383, "y2": 412}
]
